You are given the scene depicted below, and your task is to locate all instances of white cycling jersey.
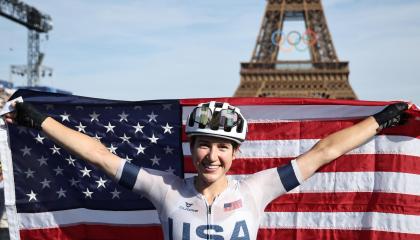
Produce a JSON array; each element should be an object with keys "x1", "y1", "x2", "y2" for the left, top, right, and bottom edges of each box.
[{"x1": 115, "y1": 159, "x2": 303, "y2": 240}]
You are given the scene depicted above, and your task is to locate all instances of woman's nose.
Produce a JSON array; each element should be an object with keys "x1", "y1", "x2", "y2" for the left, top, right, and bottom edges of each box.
[{"x1": 208, "y1": 146, "x2": 219, "y2": 161}]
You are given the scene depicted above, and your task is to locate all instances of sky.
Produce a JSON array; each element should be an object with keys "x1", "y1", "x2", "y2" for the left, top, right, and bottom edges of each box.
[{"x1": 0, "y1": 0, "x2": 419, "y2": 103}]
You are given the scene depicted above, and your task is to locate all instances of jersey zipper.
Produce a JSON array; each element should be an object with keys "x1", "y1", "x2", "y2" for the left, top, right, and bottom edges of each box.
[{"x1": 206, "y1": 204, "x2": 212, "y2": 240}]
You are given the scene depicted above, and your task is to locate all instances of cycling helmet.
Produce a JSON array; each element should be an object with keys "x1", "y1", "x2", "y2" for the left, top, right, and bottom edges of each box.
[{"x1": 185, "y1": 101, "x2": 247, "y2": 144}]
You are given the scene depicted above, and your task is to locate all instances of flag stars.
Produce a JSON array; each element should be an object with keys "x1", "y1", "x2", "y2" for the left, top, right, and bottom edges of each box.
[
  {"x1": 17, "y1": 126, "x2": 28, "y2": 134},
  {"x1": 66, "y1": 156, "x2": 76, "y2": 166},
  {"x1": 82, "y1": 188, "x2": 93, "y2": 199},
  {"x1": 162, "y1": 104, "x2": 172, "y2": 110},
  {"x1": 80, "y1": 167, "x2": 92, "y2": 177},
  {"x1": 150, "y1": 155, "x2": 161, "y2": 166},
  {"x1": 37, "y1": 156, "x2": 48, "y2": 166},
  {"x1": 161, "y1": 123, "x2": 173, "y2": 134},
  {"x1": 53, "y1": 166, "x2": 64, "y2": 176},
  {"x1": 96, "y1": 177, "x2": 107, "y2": 189},
  {"x1": 94, "y1": 134, "x2": 103, "y2": 141},
  {"x1": 26, "y1": 190, "x2": 38, "y2": 202},
  {"x1": 40, "y1": 178, "x2": 51, "y2": 189},
  {"x1": 24, "y1": 168, "x2": 35, "y2": 178},
  {"x1": 89, "y1": 112, "x2": 100, "y2": 122},
  {"x1": 56, "y1": 188, "x2": 67, "y2": 199},
  {"x1": 75, "y1": 122, "x2": 87, "y2": 133},
  {"x1": 104, "y1": 122, "x2": 116, "y2": 133},
  {"x1": 148, "y1": 134, "x2": 159, "y2": 144},
  {"x1": 164, "y1": 145, "x2": 174, "y2": 155},
  {"x1": 135, "y1": 144, "x2": 146, "y2": 155},
  {"x1": 124, "y1": 155, "x2": 133, "y2": 163},
  {"x1": 132, "y1": 123, "x2": 144, "y2": 134},
  {"x1": 119, "y1": 134, "x2": 131, "y2": 143},
  {"x1": 166, "y1": 166, "x2": 175, "y2": 175},
  {"x1": 50, "y1": 145, "x2": 61, "y2": 155},
  {"x1": 147, "y1": 112, "x2": 158, "y2": 122},
  {"x1": 34, "y1": 134, "x2": 45, "y2": 144},
  {"x1": 60, "y1": 112, "x2": 70, "y2": 122},
  {"x1": 20, "y1": 146, "x2": 32, "y2": 156},
  {"x1": 107, "y1": 144, "x2": 118, "y2": 154},
  {"x1": 69, "y1": 178, "x2": 80, "y2": 187},
  {"x1": 118, "y1": 112, "x2": 129, "y2": 122},
  {"x1": 110, "y1": 188, "x2": 121, "y2": 199}
]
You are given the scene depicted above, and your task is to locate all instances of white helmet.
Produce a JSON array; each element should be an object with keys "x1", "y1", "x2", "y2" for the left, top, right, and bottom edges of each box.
[{"x1": 185, "y1": 101, "x2": 247, "y2": 144}]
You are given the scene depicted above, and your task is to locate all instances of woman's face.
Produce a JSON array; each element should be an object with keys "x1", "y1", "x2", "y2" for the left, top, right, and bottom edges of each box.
[{"x1": 191, "y1": 136, "x2": 237, "y2": 185}]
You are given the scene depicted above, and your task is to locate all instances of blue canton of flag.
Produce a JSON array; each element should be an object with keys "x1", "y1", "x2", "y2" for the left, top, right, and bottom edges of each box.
[{"x1": 8, "y1": 90, "x2": 183, "y2": 213}]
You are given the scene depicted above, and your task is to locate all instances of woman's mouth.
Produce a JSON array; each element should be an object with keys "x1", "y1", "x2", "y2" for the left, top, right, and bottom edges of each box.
[{"x1": 202, "y1": 163, "x2": 221, "y2": 172}]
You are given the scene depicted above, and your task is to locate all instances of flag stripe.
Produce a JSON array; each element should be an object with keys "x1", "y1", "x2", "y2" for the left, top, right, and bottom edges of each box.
[
  {"x1": 182, "y1": 135, "x2": 420, "y2": 158},
  {"x1": 17, "y1": 208, "x2": 420, "y2": 235},
  {"x1": 183, "y1": 154, "x2": 420, "y2": 175},
  {"x1": 184, "y1": 172, "x2": 420, "y2": 196},
  {"x1": 260, "y1": 211, "x2": 420, "y2": 234},
  {"x1": 257, "y1": 228, "x2": 420, "y2": 240},
  {"x1": 20, "y1": 224, "x2": 163, "y2": 240},
  {"x1": 182, "y1": 120, "x2": 420, "y2": 141},
  {"x1": 266, "y1": 192, "x2": 420, "y2": 215},
  {"x1": 179, "y1": 97, "x2": 398, "y2": 107},
  {"x1": 17, "y1": 209, "x2": 159, "y2": 228},
  {"x1": 182, "y1": 105, "x2": 386, "y2": 122}
]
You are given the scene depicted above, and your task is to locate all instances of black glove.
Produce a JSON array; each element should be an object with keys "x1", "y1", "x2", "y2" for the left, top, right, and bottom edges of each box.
[
  {"x1": 373, "y1": 102, "x2": 408, "y2": 131},
  {"x1": 15, "y1": 102, "x2": 48, "y2": 130}
]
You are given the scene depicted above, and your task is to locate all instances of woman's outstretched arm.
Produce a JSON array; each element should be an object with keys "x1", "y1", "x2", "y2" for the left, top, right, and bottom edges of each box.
[
  {"x1": 4, "y1": 102, "x2": 121, "y2": 178},
  {"x1": 296, "y1": 103, "x2": 408, "y2": 181}
]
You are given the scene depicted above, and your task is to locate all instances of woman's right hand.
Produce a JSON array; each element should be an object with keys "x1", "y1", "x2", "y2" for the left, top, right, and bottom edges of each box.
[{"x1": 4, "y1": 102, "x2": 48, "y2": 130}]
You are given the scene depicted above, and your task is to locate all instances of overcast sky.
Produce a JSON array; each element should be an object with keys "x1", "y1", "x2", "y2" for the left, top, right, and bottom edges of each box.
[{"x1": 0, "y1": 0, "x2": 419, "y2": 103}]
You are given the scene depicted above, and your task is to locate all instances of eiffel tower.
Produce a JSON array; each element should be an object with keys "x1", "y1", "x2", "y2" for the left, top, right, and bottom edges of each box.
[{"x1": 234, "y1": 0, "x2": 357, "y2": 99}]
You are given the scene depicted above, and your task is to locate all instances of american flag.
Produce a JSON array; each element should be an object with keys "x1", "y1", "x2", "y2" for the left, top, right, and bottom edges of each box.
[{"x1": 1, "y1": 90, "x2": 420, "y2": 240}]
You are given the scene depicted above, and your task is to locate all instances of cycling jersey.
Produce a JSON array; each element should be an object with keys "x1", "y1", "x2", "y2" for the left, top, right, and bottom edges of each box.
[{"x1": 115, "y1": 159, "x2": 303, "y2": 240}]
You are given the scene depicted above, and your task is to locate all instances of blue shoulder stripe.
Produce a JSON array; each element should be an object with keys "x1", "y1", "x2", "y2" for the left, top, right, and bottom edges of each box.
[
  {"x1": 118, "y1": 162, "x2": 141, "y2": 190},
  {"x1": 277, "y1": 163, "x2": 300, "y2": 192}
]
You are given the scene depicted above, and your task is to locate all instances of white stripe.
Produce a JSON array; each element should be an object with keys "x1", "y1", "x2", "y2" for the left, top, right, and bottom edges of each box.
[
  {"x1": 260, "y1": 211, "x2": 420, "y2": 234},
  {"x1": 182, "y1": 135, "x2": 420, "y2": 158},
  {"x1": 185, "y1": 171, "x2": 420, "y2": 196},
  {"x1": 18, "y1": 209, "x2": 160, "y2": 229},
  {"x1": 182, "y1": 105, "x2": 385, "y2": 122}
]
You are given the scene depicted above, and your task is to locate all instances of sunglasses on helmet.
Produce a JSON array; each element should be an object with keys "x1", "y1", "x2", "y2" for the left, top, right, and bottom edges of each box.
[{"x1": 188, "y1": 106, "x2": 245, "y2": 133}]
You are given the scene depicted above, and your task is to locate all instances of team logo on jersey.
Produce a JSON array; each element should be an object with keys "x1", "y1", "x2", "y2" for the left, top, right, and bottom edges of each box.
[
  {"x1": 224, "y1": 199, "x2": 243, "y2": 212},
  {"x1": 179, "y1": 202, "x2": 198, "y2": 212}
]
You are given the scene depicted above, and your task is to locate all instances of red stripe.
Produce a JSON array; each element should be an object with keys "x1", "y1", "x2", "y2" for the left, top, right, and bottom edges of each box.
[
  {"x1": 180, "y1": 97, "x2": 398, "y2": 106},
  {"x1": 20, "y1": 224, "x2": 163, "y2": 240},
  {"x1": 182, "y1": 119, "x2": 420, "y2": 141},
  {"x1": 265, "y1": 192, "x2": 420, "y2": 215},
  {"x1": 257, "y1": 228, "x2": 420, "y2": 240},
  {"x1": 183, "y1": 154, "x2": 420, "y2": 175}
]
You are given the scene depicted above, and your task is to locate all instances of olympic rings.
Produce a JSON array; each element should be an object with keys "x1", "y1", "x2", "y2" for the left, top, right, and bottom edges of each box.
[{"x1": 270, "y1": 28, "x2": 318, "y2": 53}]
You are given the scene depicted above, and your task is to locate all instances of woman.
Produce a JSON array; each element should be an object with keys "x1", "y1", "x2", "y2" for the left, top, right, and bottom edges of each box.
[{"x1": 5, "y1": 100, "x2": 408, "y2": 240}]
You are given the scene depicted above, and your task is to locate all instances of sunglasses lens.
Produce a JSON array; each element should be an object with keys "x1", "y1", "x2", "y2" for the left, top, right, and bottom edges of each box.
[
  {"x1": 194, "y1": 107, "x2": 212, "y2": 126},
  {"x1": 220, "y1": 109, "x2": 238, "y2": 128}
]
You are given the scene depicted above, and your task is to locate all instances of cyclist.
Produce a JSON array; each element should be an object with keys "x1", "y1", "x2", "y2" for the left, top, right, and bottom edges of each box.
[{"x1": 4, "y1": 100, "x2": 408, "y2": 240}]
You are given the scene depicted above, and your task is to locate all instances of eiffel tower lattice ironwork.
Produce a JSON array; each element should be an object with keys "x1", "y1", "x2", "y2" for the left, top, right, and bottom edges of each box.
[{"x1": 234, "y1": 0, "x2": 357, "y2": 99}]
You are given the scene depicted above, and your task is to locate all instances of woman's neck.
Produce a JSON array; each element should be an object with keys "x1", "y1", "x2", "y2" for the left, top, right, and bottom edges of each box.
[{"x1": 194, "y1": 176, "x2": 228, "y2": 205}]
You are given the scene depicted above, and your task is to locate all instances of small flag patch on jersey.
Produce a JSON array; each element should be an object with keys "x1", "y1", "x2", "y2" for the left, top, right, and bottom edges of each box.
[{"x1": 224, "y1": 199, "x2": 242, "y2": 212}]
